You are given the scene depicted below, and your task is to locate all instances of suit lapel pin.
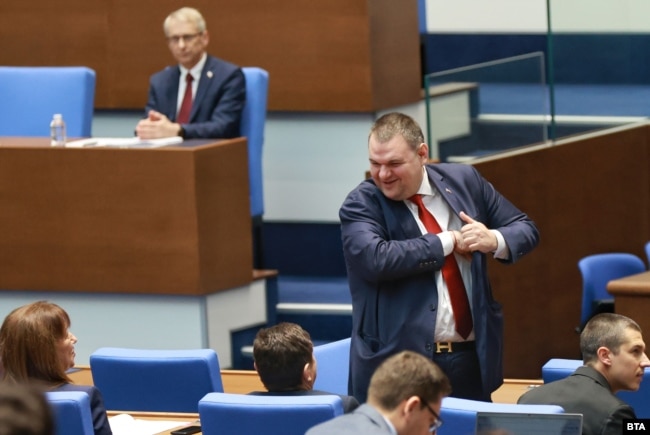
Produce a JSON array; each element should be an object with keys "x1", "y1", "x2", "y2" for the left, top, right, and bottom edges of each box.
[
  {"x1": 206, "y1": 71, "x2": 213, "y2": 79},
  {"x1": 445, "y1": 188, "x2": 453, "y2": 194}
]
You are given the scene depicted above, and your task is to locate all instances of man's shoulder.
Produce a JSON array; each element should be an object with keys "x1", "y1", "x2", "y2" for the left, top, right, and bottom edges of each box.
[
  {"x1": 150, "y1": 65, "x2": 178, "y2": 82},
  {"x1": 425, "y1": 162, "x2": 478, "y2": 179},
  {"x1": 306, "y1": 405, "x2": 388, "y2": 435},
  {"x1": 203, "y1": 55, "x2": 243, "y2": 79}
]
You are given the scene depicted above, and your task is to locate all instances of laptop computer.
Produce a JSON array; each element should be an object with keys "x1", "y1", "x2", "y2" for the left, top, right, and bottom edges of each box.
[{"x1": 475, "y1": 411, "x2": 583, "y2": 435}]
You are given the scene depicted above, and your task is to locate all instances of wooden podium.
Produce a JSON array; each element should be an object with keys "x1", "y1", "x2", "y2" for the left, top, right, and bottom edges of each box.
[
  {"x1": 607, "y1": 271, "x2": 650, "y2": 335},
  {"x1": 0, "y1": 137, "x2": 252, "y2": 295}
]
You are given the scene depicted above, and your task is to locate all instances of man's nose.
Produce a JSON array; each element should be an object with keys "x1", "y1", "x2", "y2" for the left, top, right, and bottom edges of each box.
[{"x1": 641, "y1": 352, "x2": 650, "y2": 367}]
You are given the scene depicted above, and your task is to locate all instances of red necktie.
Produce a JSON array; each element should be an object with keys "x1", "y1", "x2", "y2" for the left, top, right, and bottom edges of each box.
[
  {"x1": 177, "y1": 73, "x2": 194, "y2": 124},
  {"x1": 409, "y1": 194, "x2": 473, "y2": 339}
]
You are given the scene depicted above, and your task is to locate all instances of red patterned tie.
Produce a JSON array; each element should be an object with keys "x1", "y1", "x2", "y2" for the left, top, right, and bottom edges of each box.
[
  {"x1": 409, "y1": 194, "x2": 473, "y2": 339},
  {"x1": 177, "y1": 73, "x2": 194, "y2": 124}
]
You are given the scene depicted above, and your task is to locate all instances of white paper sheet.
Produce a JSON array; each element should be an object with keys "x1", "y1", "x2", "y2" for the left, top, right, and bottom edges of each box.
[{"x1": 108, "y1": 413, "x2": 192, "y2": 435}]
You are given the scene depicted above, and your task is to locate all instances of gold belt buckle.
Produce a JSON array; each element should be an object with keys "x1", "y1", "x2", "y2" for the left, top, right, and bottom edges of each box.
[{"x1": 435, "y1": 342, "x2": 453, "y2": 353}]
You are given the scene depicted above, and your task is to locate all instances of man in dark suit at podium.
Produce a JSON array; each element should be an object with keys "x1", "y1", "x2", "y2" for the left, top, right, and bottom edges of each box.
[{"x1": 135, "y1": 7, "x2": 245, "y2": 140}]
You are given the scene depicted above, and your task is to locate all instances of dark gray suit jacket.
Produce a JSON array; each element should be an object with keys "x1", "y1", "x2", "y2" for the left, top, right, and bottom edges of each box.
[
  {"x1": 306, "y1": 404, "x2": 393, "y2": 435},
  {"x1": 144, "y1": 55, "x2": 246, "y2": 139},
  {"x1": 340, "y1": 163, "x2": 539, "y2": 403},
  {"x1": 518, "y1": 365, "x2": 636, "y2": 435}
]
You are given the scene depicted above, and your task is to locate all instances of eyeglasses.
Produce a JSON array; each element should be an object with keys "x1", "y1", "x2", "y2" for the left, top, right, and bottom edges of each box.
[
  {"x1": 420, "y1": 398, "x2": 443, "y2": 433},
  {"x1": 167, "y1": 33, "x2": 202, "y2": 45}
]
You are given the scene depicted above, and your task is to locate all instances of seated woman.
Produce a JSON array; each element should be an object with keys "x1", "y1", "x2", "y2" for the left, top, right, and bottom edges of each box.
[
  {"x1": 251, "y1": 322, "x2": 359, "y2": 413},
  {"x1": 0, "y1": 301, "x2": 112, "y2": 435}
]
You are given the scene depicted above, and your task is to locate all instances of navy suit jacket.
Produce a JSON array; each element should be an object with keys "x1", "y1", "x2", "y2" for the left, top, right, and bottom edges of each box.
[
  {"x1": 144, "y1": 55, "x2": 246, "y2": 139},
  {"x1": 53, "y1": 383, "x2": 112, "y2": 435},
  {"x1": 518, "y1": 366, "x2": 636, "y2": 435},
  {"x1": 340, "y1": 163, "x2": 539, "y2": 403},
  {"x1": 306, "y1": 404, "x2": 393, "y2": 435}
]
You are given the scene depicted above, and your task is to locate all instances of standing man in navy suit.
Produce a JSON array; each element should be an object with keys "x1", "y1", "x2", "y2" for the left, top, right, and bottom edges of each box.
[
  {"x1": 135, "y1": 7, "x2": 245, "y2": 140},
  {"x1": 340, "y1": 112, "x2": 539, "y2": 403}
]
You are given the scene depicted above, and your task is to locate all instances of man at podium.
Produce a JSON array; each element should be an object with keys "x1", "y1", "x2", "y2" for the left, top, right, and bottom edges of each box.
[{"x1": 135, "y1": 7, "x2": 246, "y2": 140}]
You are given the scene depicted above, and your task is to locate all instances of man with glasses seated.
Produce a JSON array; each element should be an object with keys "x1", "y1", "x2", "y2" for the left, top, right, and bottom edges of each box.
[
  {"x1": 135, "y1": 7, "x2": 245, "y2": 140},
  {"x1": 306, "y1": 351, "x2": 450, "y2": 435}
]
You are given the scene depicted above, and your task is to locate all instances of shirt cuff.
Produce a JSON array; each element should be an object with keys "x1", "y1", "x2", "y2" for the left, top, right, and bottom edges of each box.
[
  {"x1": 438, "y1": 231, "x2": 456, "y2": 256},
  {"x1": 491, "y1": 230, "x2": 510, "y2": 259}
]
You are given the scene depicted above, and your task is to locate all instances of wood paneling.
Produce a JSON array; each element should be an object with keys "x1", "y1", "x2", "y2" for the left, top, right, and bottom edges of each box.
[
  {"x1": 0, "y1": 0, "x2": 421, "y2": 112},
  {"x1": 0, "y1": 138, "x2": 252, "y2": 295},
  {"x1": 473, "y1": 123, "x2": 650, "y2": 378}
]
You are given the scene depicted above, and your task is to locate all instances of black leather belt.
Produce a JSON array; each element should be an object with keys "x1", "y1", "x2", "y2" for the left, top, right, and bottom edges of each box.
[{"x1": 434, "y1": 341, "x2": 475, "y2": 354}]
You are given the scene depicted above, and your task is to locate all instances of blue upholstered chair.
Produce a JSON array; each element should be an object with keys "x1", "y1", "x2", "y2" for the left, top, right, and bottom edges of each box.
[
  {"x1": 542, "y1": 358, "x2": 650, "y2": 418},
  {"x1": 645, "y1": 241, "x2": 650, "y2": 269},
  {"x1": 198, "y1": 392, "x2": 343, "y2": 435},
  {"x1": 45, "y1": 391, "x2": 95, "y2": 435},
  {"x1": 438, "y1": 397, "x2": 564, "y2": 435},
  {"x1": 313, "y1": 337, "x2": 351, "y2": 395},
  {"x1": 577, "y1": 253, "x2": 646, "y2": 330},
  {"x1": 89, "y1": 347, "x2": 223, "y2": 412},
  {"x1": 240, "y1": 67, "x2": 269, "y2": 219},
  {"x1": 0, "y1": 66, "x2": 95, "y2": 137}
]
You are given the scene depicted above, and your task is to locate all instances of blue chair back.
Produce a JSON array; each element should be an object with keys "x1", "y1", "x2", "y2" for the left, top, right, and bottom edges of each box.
[
  {"x1": 89, "y1": 347, "x2": 223, "y2": 412},
  {"x1": 438, "y1": 397, "x2": 564, "y2": 435},
  {"x1": 45, "y1": 391, "x2": 94, "y2": 435},
  {"x1": 199, "y1": 392, "x2": 343, "y2": 435},
  {"x1": 313, "y1": 337, "x2": 351, "y2": 395},
  {"x1": 578, "y1": 253, "x2": 646, "y2": 328},
  {"x1": 645, "y1": 241, "x2": 650, "y2": 269},
  {"x1": 542, "y1": 358, "x2": 650, "y2": 418},
  {"x1": 0, "y1": 66, "x2": 95, "y2": 137},
  {"x1": 240, "y1": 67, "x2": 269, "y2": 218}
]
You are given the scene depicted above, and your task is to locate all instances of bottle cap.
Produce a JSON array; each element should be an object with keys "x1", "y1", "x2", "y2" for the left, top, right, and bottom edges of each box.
[{"x1": 53, "y1": 114, "x2": 62, "y2": 119}]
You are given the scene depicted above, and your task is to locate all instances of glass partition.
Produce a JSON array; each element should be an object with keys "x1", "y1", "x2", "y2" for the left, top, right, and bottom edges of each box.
[
  {"x1": 546, "y1": 0, "x2": 649, "y2": 142},
  {"x1": 424, "y1": 52, "x2": 549, "y2": 162}
]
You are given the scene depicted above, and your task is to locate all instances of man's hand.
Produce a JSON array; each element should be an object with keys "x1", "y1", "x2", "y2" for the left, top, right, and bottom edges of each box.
[
  {"x1": 135, "y1": 110, "x2": 181, "y2": 139},
  {"x1": 458, "y1": 211, "x2": 497, "y2": 253}
]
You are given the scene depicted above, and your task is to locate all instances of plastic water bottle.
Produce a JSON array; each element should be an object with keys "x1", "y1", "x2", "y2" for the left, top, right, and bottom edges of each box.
[{"x1": 50, "y1": 114, "x2": 66, "y2": 147}]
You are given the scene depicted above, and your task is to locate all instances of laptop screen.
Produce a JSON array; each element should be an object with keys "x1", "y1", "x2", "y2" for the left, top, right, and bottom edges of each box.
[{"x1": 475, "y1": 412, "x2": 583, "y2": 435}]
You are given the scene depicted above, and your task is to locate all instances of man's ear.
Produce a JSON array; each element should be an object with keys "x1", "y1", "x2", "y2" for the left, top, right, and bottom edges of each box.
[
  {"x1": 417, "y1": 143, "x2": 429, "y2": 161},
  {"x1": 402, "y1": 396, "x2": 421, "y2": 416},
  {"x1": 253, "y1": 361, "x2": 259, "y2": 372},
  {"x1": 302, "y1": 362, "x2": 314, "y2": 384},
  {"x1": 597, "y1": 346, "x2": 613, "y2": 367}
]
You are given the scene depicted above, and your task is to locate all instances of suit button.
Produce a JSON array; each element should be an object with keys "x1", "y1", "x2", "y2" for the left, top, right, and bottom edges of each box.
[
  {"x1": 429, "y1": 304, "x2": 435, "y2": 311},
  {"x1": 425, "y1": 343, "x2": 433, "y2": 352}
]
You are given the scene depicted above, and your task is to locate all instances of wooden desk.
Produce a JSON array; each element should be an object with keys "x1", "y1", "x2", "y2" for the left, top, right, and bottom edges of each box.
[
  {"x1": 0, "y1": 137, "x2": 252, "y2": 295},
  {"x1": 607, "y1": 270, "x2": 650, "y2": 333}
]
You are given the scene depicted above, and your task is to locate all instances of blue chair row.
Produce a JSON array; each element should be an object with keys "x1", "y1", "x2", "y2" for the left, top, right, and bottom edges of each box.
[{"x1": 542, "y1": 358, "x2": 650, "y2": 418}]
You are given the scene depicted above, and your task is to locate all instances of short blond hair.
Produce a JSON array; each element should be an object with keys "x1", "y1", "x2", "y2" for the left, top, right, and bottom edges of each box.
[{"x1": 163, "y1": 7, "x2": 207, "y2": 36}]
